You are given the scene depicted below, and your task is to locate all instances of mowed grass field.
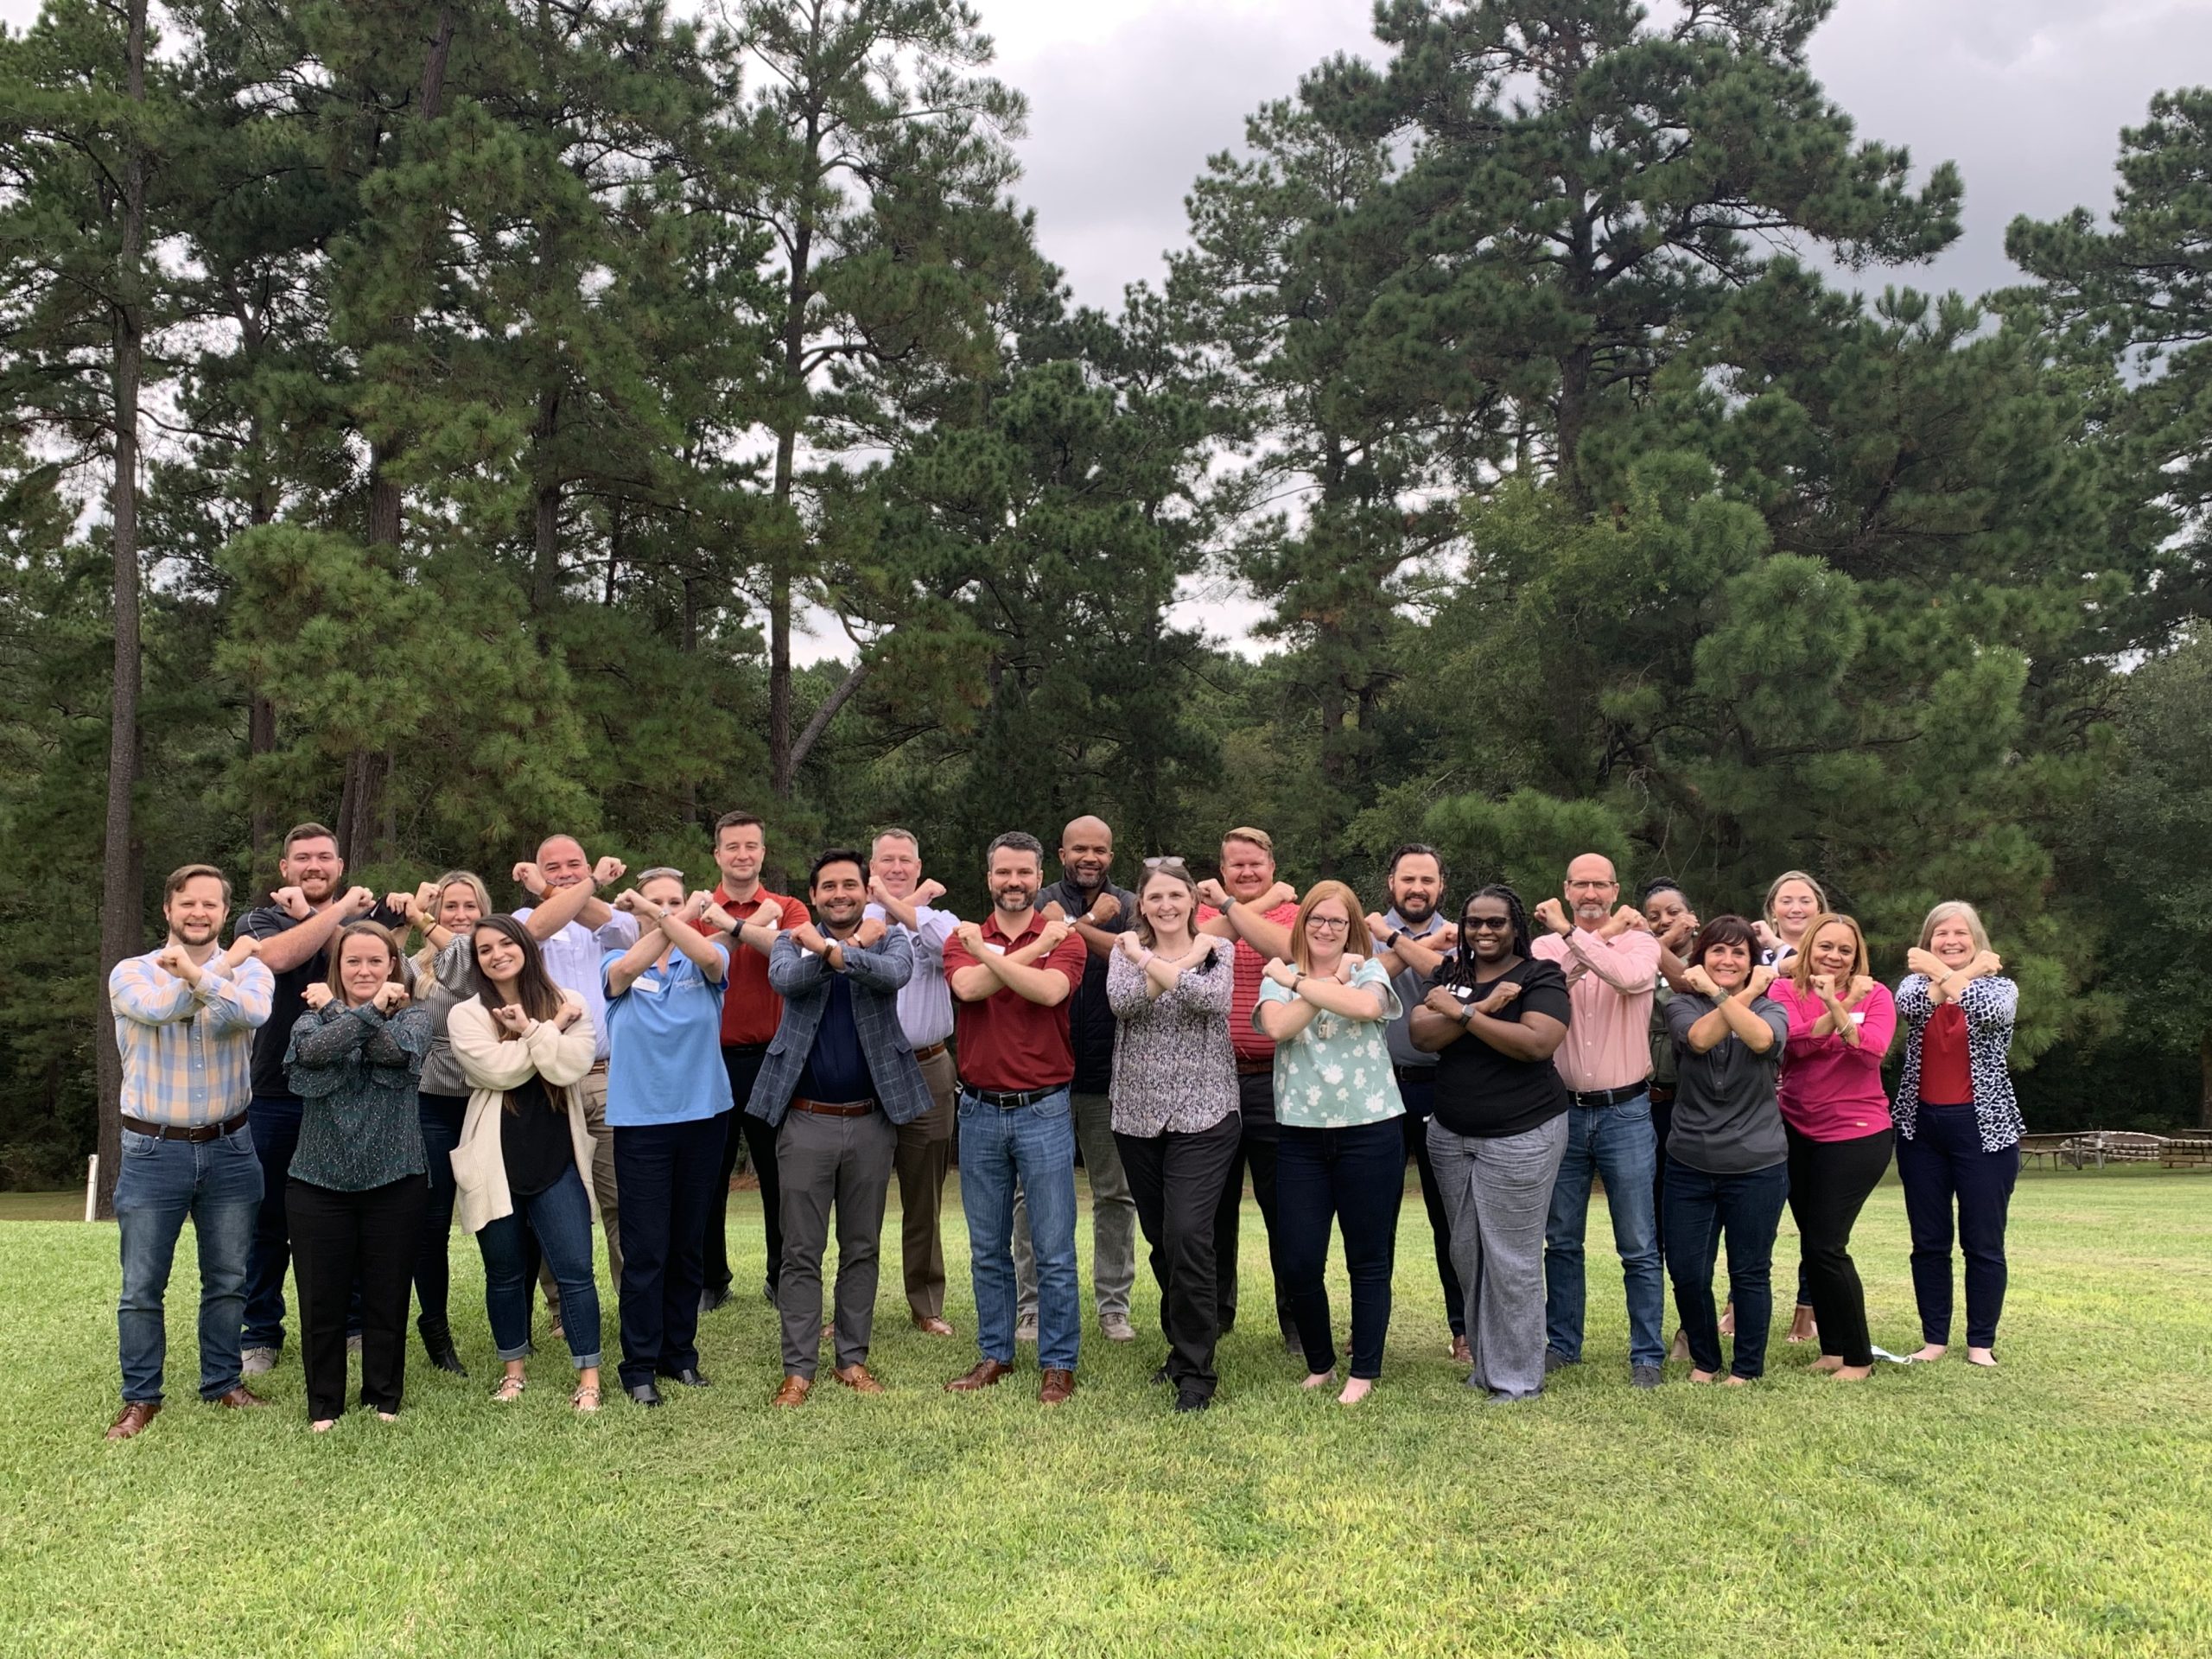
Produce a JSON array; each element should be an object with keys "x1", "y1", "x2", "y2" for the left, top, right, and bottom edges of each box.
[{"x1": 4, "y1": 1167, "x2": 2210, "y2": 1658}]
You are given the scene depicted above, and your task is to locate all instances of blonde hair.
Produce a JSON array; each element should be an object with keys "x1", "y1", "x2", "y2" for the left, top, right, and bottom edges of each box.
[
  {"x1": 1787, "y1": 912, "x2": 1870, "y2": 995},
  {"x1": 1917, "y1": 900, "x2": 1992, "y2": 957},
  {"x1": 1290, "y1": 880, "x2": 1372, "y2": 974},
  {"x1": 412, "y1": 870, "x2": 491, "y2": 981},
  {"x1": 1764, "y1": 869, "x2": 1828, "y2": 928},
  {"x1": 1222, "y1": 826, "x2": 1274, "y2": 858}
]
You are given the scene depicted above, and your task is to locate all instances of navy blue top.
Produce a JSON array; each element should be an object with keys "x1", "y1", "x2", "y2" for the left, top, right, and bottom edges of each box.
[{"x1": 795, "y1": 974, "x2": 871, "y2": 1103}]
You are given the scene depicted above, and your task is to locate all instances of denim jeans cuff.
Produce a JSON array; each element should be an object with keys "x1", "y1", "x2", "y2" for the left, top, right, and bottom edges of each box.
[
  {"x1": 495, "y1": 1338, "x2": 536, "y2": 1363},
  {"x1": 569, "y1": 1350, "x2": 603, "y2": 1371}
]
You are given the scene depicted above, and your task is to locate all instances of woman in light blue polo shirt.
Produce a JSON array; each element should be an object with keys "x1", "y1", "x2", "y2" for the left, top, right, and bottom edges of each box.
[{"x1": 600, "y1": 868, "x2": 734, "y2": 1407}]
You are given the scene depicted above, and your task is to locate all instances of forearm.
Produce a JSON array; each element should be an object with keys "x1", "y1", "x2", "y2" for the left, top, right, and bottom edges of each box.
[
  {"x1": 1468, "y1": 1012, "x2": 1550, "y2": 1061},
  {"x1": 1408, "y1": 1008, "x2": 1461, "y2": 1052},
  {"x1": 526, "y1": 878, "x2": 597, "y2": 938},
  {"x1": 1391, "y1": 933, "x2": 1449, "y2": 977},
  {"x1": 605, "y1": 935, "x2": 664, "y2": 996},
  {"x1": 111, "y1": 973, "x2": 197, "y2": 1025},
  {"x1": 658, "y1": 915, "x2": 726, "y2": 979},
  {"x1": 1685, "y1": 1008, "x2": 1733, "y2": 1053},
  {"x1": 1296, "y1": 978, "x2": 1384, "y2": 1021},
  {"x1": 1716, "y1": 995, "x2": 1775, "y2": 1052},
  {"x1": 1255, "y1": 999, "x2": 1319, "y2": 1042},
  {"x1": 253, "y1": 908, "x2": 348, "y2": 973},
  {"x1": 1071, "y1": 920, "x2": 1119, "y2": 960},
  {"x1": 1567, "y1": 929, "x2": 1656, "y2": 994},
  {"x1": 989, "y1": 956, "x2": 1071, "y2": 1007},
  {"x1": 1227, "y1": 906, "x2": 1292, "y2": 963}
]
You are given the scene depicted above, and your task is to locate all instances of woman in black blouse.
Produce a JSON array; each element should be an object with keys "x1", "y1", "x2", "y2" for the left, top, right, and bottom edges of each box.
[{"x1": 1408, "y1": 887, "x2": 1573, "y2": 1402}]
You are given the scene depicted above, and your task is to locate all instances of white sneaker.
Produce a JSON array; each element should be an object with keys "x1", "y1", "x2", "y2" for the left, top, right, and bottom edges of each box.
[
  {"x1": 240, "y1": 1346, "x2": 276, "y2": 1377},
  {"x1": 1101, "y1": 1313, "x2": 1136, "y2": 1343}
]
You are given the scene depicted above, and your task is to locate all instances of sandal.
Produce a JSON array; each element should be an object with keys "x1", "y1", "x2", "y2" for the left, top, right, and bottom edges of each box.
[
  {"x1": 492, "y1": 1374, "x2": 527, "y2": 1403},
  {"x1": 571, "y1": 1384, "x2": 601, "y2": 1414}
]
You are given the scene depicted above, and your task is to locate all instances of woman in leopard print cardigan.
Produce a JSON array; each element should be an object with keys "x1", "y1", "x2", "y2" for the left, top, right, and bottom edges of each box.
[{"x1": 1894, "y1": 901, "x2": 2021, "y2": 1368}]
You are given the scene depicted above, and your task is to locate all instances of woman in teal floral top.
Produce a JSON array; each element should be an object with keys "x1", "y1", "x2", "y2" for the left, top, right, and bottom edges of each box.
[
  {"x1": 1254, "y1": 880, "x2": 1405, "y2": 1403},
  {"x1": 283, "y1": 921, "x2": 432, "y2": 1430}
]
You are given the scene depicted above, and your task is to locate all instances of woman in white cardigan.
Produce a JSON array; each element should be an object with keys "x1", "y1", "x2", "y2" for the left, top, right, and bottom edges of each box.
[{"x1": 447, "y1": 917, "x2": 603, "y2": 1412}]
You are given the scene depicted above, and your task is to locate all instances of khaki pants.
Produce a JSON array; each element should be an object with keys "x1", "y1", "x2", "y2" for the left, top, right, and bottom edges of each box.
[{"x1": 894, "y1": 1046, "x2": 957, "y2": 1319}]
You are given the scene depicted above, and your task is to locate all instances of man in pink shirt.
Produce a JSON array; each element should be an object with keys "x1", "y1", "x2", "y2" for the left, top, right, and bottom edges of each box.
[{"x1": 1530, "y1": 853, "x2": 1667, "y2": 1388}]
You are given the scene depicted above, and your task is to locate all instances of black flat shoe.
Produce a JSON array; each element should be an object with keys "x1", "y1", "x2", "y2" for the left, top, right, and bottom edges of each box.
[
  {"x1": 699, "y1": 1286, "x2": 731, "y2": 1315},
  {"x1": 417, "y1": 1319, "x2": 467, "y2": 1377},
  {"x1": 1151, "y1": 1362, "x2": 1170, "y2": 1386},
  {"x1": 1173, "y1": 1390, "x2": 1212, "y2": 1413},
  {"x1": 626, "y1": 1382, "x2": 664, "y2": 1408},
  {"x1": 657, "y1": 1367, "x2": 711, "y2": 1389}
]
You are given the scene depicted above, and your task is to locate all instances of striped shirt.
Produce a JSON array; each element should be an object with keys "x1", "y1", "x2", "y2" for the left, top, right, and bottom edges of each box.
[{"x1": 110, "y1": 950, "x2": 275, "y2": 1128}]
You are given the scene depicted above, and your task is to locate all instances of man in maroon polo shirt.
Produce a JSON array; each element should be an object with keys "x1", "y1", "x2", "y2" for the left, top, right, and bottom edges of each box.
[
  {"x1": 940, "y1": 830, "x2": 1090, "y2": 1404},
  {"x1": 693, "y1": 810, "x2": 810, "y2": 1311},
  {"x1": 1198, "y1": 825, "x2": 1301, "y2": 1351}
]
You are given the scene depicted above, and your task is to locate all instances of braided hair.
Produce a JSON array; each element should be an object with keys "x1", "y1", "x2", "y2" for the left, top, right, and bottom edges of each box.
[{"x1": 1442, "y1": 883, "x2": 1533, "y2": 993}]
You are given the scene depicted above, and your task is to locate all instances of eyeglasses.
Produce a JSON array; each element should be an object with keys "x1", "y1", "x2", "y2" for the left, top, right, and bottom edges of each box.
[
  {"x1": 1462, "y1": 915, "x2": 1515, "y2": 931},
  {"x1": 1141, "y1": 856, "x2": 1190, "y2": 872},
  {"x1": 1306, "y1": 916, "x2": 1351, "y2": 932}
]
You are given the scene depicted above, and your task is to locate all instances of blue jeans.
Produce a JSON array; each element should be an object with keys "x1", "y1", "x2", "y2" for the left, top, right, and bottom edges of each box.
[
  {"x1": 1662, "y1": 1157, "x2": 1789, "y2": 1378},
  {"x1": 241, "y1": 1094, "x2": 302, "y2": 1349},
  {"x1": 476, "y1": 1166, "x2": 603, "y2": 1369},
  {"x1": 958, "y1": 1087, "x2": 1079, "y2": 1370},
  {"x1": 1275, "y1": 1119, "x2": 1405, "y2": 1380},
  {"x1": 114, "y1": 1125, "x2": 264, "y2": 1402},
  {"x1": 1543, "y1": 1093, "x2": 1666, "y2": 1369}
]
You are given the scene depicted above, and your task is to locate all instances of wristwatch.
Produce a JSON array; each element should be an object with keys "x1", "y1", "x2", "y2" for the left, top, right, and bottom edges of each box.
[
  {"x1": 1386, "y1": 930, "x2": 1402, "y2": 950},
  {"x1": 1454, "y1": 1004, "x2": 1475, "y2": 1027}
]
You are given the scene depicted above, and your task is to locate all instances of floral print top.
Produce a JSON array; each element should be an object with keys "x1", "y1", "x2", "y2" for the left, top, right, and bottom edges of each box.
[{"x1": 1255, "y1": 958, "x2": 1406, "y2": 1129}]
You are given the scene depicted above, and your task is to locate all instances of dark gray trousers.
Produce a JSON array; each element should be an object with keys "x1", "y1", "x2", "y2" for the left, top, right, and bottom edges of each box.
[{"x1": 774, "y1": 1108, "x2": 897, "y2": 1379}]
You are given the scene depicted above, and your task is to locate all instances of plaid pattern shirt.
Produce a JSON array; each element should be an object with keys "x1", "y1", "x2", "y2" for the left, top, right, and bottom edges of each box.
[{"x1": 110, "y1": 950, "x2": 275, "y2": 1128}]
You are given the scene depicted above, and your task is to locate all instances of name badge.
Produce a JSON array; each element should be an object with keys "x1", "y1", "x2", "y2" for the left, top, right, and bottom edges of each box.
[
  {"x1": 984, "y1": 942, "x2": 1006, "y2": 957},
  {"x1": 635, "y1": 977, "x2": 666, "y2": 995},
  {"x1": 1848, "y1": 1010, "x2": 1865, "y2": 1025}
]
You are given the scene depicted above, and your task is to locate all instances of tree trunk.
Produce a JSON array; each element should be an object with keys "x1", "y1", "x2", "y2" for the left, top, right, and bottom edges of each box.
[
  {"x1": 248, "y1": 695, "x2": 277, "y2": 868},
  {"x1": 93, "y1": 0, "x2": 150, "y2": 1219}
]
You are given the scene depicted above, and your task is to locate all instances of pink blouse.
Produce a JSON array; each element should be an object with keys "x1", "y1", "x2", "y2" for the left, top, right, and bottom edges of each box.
[{"x1": 1771, "y1": 978, "x2": 1896, "y2": 1142}]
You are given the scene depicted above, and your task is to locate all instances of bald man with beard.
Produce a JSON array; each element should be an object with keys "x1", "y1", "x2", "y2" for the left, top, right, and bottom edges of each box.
[{"x1": 1010, "y1": 815, "x2": 1140, "y2": 1343}]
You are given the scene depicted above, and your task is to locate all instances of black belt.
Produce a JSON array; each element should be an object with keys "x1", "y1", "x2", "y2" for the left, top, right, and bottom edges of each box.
[
  {"x1": 1393, "y1": 1065, "x2": 1436, "y2": 1085},
  {"x1": 123, "y1": 1113, "x2": 248, "y2": 1144},
  {"x1": 725, "y1": 1043, "x2": 770, "y2": 1057},
  {"x1": 1569, "y1": 1082, "x2": 1651, "y2": 1109},
  {"x1": 963, "y1": 1084, "x2": 1063, "y2": 1110}
]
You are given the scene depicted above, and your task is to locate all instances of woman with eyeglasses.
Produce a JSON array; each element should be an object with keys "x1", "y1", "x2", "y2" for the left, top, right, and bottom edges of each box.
[
  {"x1": 1408, "y1": 887, "x2": 1573, "y2": 1402},
  {"x1": 1253, "y1": 881, "x2": 1405, "y2": 1404},
  {"x1": 1107, "y1": 858, "x2": 1240, "y2": 1412}
]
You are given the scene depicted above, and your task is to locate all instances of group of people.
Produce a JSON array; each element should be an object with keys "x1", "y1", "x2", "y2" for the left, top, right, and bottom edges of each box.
[{"x1": 103, "y1": 815, "x2": 2026, "y2": 1438}]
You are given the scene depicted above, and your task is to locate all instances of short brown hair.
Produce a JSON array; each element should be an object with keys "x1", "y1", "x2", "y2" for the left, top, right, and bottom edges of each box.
[
  {"x1": 713, "y1": 810, "x2": 764, "y2": 842},
  {"x1": 283, "y1": 822, "x2": 338, "y2": 853},
  {"x1": 325, "y1": 921, "x2": 406, "y2": 997},
  {"x1": 1222, "y1": 826, "x2": 1274, "y2": 857},
  {"x1": 165, "y1": 863, "x2": 232, "y2": 904}
]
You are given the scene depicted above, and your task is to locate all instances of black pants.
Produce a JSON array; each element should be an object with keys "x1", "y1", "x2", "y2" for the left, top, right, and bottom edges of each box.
[
  {"x1": 615, "y1": 1113, "x2": 730, "y2": 1391},
  {"x1": 1116, "y1": 1114, "x2": 1242, "y2": 1401},
  {"x1": 1213, "y1": 1069, "x2": 1294, "y2": 1338},
  {"x1": 288, "y1": 1175, "x2": 427, "y2": 1421},
  {"x1": 1275, "y1": 1120, "x2": 1405, "y2": 1380},
  {"x1": 1397, "y1": 1074, "x2": 1466, "y2": 1339},
  {"x1": 703, "y1": 1046, "x2": 775, "y2": 1296},
  {"x1": 1784, "y1": 1125, "x2": 1892, "y2": 1367},
  {"x1": 1897, "y1": 1104, "x2": 2019, "y2": 1349},
  {"x1": 1649, "y1": 1090, "x2": 1673, "y2": 1255},
  {"x1": 412, "y1": 1092, "x2": 467, "y2": 1337}
]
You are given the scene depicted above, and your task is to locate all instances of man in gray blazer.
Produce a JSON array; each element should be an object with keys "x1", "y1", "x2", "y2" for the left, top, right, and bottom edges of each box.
[{"x1": 749, "y1": 848, "x2": 934, "y2": 1405}]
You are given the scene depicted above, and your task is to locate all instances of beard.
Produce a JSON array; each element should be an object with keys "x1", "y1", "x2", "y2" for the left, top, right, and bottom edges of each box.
[
  {"x1": 172, "y1": 918, "x2": 220, "y2": 947},
  {"x1": 1394, "y1": 892, "x2": 1437, "y2": 925}
]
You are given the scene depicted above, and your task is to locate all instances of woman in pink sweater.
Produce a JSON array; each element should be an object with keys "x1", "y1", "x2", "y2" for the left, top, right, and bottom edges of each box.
[{"x1": 1768, "y1": 914, "x2": 1895, "y2": 1382}]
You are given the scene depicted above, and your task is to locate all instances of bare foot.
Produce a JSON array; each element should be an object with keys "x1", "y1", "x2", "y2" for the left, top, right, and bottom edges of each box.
[
  {"x1": 310, "y1": 1418, "x2": 337, "y2": 1433},
  {"x1": 1721, "y1": 1374, "x2": 1751, "y2": 1388},
  {"x1": 1808, "y1": 1355, "x2": 1845, "y2": 1375},
  {"x1": 1785, "y1": 1305, "x2": 1817, "y2": 1344},
  {"x1": 375, "y1": 1410, "x2": 399, "y2": 1422},
  {"x1": 1719, "y1": 1303, "x2": 1736, "y2": 1337},
  {"x1": 1337, "y1": 1377, "x2": 1373, "y2": 1405},
  {"x1": 1669, "y1": 1329, "x2": 1691, "y2": 1362},
  {"x1": 1689, "y1": 1369, "x2": 1720, "y2": 1384},
  {"x1": 1827, "y1": 1363, "x2": 1874, "y2": 1382},
  {"x1": 1967, "y1": 1347, "x2": 1998, "y2": 1368},
  {"x1": 1910, "y1": 1343, "x2": 1947, "y2": 1363},
  {"x1": 1301, "y1": 1370, "x2": 1336, "y2": 1390}
]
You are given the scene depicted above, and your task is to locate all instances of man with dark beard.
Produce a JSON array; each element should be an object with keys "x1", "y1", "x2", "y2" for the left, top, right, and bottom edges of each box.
[{"x1": 1367, "y1": 843, "x2": 1470, "y2": 1363}]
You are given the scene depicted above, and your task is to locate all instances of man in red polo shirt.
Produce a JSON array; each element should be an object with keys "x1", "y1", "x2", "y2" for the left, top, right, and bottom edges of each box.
[
  {"x1": 940, "y1": 830, "x2": 1090, "y2": 1405},
  {"x1": 694, "y1": 810, "x2": 810, "y2": 1312},
  {"x1": 1198, "y1": 825, "x2": 1300, "y2": 1351}
]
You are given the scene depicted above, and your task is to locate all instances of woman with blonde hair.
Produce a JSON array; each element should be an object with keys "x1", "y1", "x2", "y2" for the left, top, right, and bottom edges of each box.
[
  {"x1": 1767, "y1": 912, "x2": 1897, "y2": 1381},
  {"x1": 1895, "y1": 901, "x2": 2020, "y2": 1366},
  {"x1": 395, "y1": 869, "x2": 492, "y2": 1376},
  {"x1": 1254, "y1": 880, "x2": 1405, "y2": 1403},
  {"x1": 1755, "y1": 868, "x2": 1827, "y2": 1344}
]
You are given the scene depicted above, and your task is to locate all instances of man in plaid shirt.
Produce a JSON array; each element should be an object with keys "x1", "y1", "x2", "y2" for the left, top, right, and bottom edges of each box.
[{"x1": 104, "y1": 864, "x2": 276, "y2": 1441}]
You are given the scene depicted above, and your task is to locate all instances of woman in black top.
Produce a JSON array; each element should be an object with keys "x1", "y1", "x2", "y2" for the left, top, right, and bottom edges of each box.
[
  {"x1": 1662, "y1": 916, "x2": 1790, "y2": 1383},
  {"x1": 1408, "y1": 887, "x2": 1572, "y2": 1402}
]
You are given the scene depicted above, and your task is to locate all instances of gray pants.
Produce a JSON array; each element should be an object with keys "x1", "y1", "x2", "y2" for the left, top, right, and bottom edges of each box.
[
  {"x1": 775, "y1": 1108, "x2": 897, "y2": 1379},
  {"x1": 1014, "y1": 1090, "x2": 1136, "y2": 1322},
  {"x1": 1427, "y1": 1114, "x2": 1569, "y2": 1400}
]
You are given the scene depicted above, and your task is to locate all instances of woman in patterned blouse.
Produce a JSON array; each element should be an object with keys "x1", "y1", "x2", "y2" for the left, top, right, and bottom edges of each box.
[
  {"x1": 1896, "y1": 901, "x2": 2022, "y2": 1367},
  {"x1": 1106, "y1": 858, "x2": 1240, "y2": 1413},
  {"x1": 283, "y1": 921, "x2": 433, "y2": 1430},
  {"x1": 1253, "y1": 880, "x2": 1405, "y2": 1404}
]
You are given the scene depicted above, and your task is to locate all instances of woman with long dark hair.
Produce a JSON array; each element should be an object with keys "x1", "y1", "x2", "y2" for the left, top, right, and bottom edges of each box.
[
  {"x1": 1410, "y1": 886, "x2": 1573, "y2": 1403},
  {"x1": 283, "y1": 921, "x2": 431, "y2": 1430},
  {"x1": 447, "y1": 916, "x2": 605, "y2": 1412}
]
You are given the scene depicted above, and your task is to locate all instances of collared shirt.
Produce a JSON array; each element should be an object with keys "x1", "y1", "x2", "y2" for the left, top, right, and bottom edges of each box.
[
  {"x1": 1206, "y1": 899, "x2": 1302, "y2": 1062},
  {"x1": 240, "y1": 899, "x2": 408, "y2": 1098},
  {"x1": 601, "y1": 942, "x2": 735, "y2": 1127},
  {"x1": 1380, "y1": 907, "x2": 1454, "y2": 1071},
  {"x1": 694, "y1": 886, "x2": 810, "y2": 1048},
  {"x1": 941, "y1": 912, "x2": 1089, "y2": 1093},
  {"x1": 110, "y1": 950, "x2": 275, "y2": 1128},
  {"x1": 1531, "y1": 926, "x2": 1660, "y2": 1093},
  {"x1": 1039, "y1": 875, "x2": 1139, "y2": 1096},
  {"x1": 864, "y1": 899, "x2": 957, "y2": 1049},
  {"x1": 513, "y1": 905, "x2": 639, "y2": 1065}
]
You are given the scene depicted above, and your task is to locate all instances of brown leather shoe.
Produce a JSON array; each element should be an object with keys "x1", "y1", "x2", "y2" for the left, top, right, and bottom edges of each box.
[
  {"x1": 1450, "y1": 1334, "x2": 1472, "y2": 1366},
  {"x1": 912, "y1": 1313, "x2": 956, "y2": 1338},
  {"x1": 1038, "y1": 1367, "x2": 1076, "y2": 1405},
  {"x1": 770, "y1": 1375, "x2": 811, "y2": 1408},
  {"x1": 944, "y1": 1358, "x2": 1014, "y2": 1392},
  {"x1": 105, "y1": 1401, "x2": 161, "y2": 1441},
  {"x1": 832, "y1": 1363, "x2": 886, "y2": 1395},
  {"x1": 208, "y1": 1385, "x2": 270, "y2": 1410}
]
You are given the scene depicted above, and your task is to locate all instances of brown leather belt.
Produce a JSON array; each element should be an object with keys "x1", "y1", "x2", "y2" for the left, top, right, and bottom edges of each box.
[
  {"x1": 790, "y1": 1096, "x2": 877, "y2": 1118},
  {"x1": 1235, "y1": 1056, "x2": 1274, "y2": 1076},
  {"x1": 124, "y1": 1113, "x2": 248, "y2": 1144},
  {"x1": 911, "y1": 1041, "x2": 948, "y2": 1064}
]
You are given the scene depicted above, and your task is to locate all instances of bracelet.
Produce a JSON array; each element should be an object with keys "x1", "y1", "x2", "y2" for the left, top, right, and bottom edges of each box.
[{"x1": 1386, "y1": 930, "x2": 1402, "y2": 950}]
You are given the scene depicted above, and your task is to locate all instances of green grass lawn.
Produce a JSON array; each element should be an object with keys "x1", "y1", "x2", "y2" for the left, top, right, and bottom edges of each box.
[{"x1": 4, "y1": 1166, "x2": 2210, "y2": 1657}]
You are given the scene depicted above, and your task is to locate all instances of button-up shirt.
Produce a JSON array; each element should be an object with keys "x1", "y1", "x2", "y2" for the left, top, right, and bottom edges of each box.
[
  {"x1": 865, "y1": 900, "x2": 957, "y2": 1050},
  {"x1": 1531, "y1": 925, "x2": 1660, "y2": 1093},
  {"x1": 1381, "y1": 908, "x2": 1454, "y2": 1071},
  {"x1": 514, "y1": 906, "x2": 639, "y2": 1064},
  {"x1": 110, "y1": 950, "x2": 275, "y2": 1128}
]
